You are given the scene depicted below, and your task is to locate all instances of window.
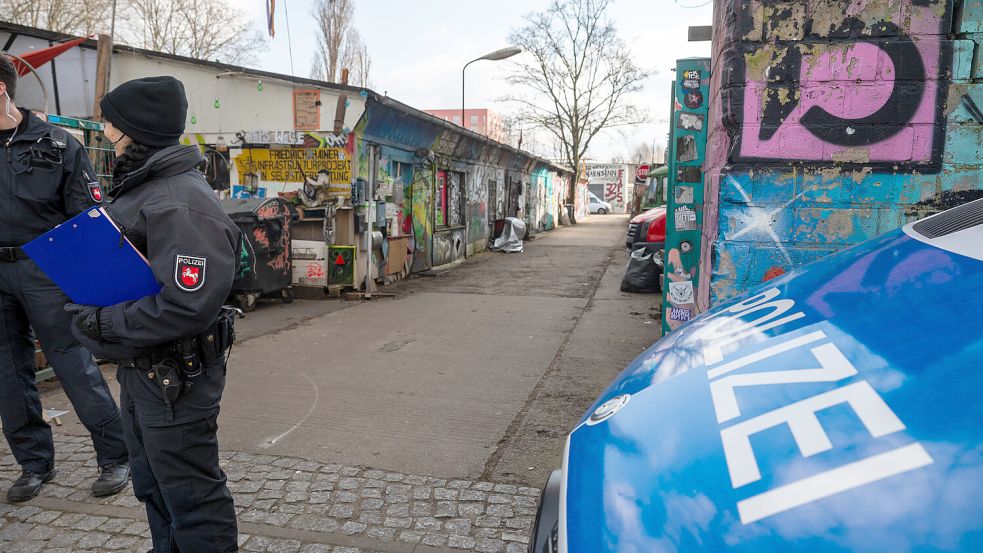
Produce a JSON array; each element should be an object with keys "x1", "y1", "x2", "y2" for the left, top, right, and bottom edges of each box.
[
  {"x1": 470, "y1": 114, "x2": 478, "y2": 129},
  {"x1": 436, "y1": 170, "x2": 448, "y2": 226},
  {"x1": 448, "y1": 172, "x2": 464, "y2": 226},
  {"x1": 436, "y1": 170, "x2": 465, "y2": 227},
  {"x1": 453, "y1": 115, "x2": 461, "y2": 125}
]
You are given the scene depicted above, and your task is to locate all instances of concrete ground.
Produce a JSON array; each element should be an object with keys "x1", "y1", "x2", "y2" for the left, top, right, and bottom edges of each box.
[{"x1": 3, "y1": 214, "x2": 664, "y2": 552}]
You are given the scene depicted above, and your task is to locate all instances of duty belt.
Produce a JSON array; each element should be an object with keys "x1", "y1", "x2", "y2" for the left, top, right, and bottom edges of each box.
[
  {"x1": 118, "y1": 315, "x2": 233, "y2": 370},
  {"x1": 0, "y1": 247, "x2": 28, "y2": 262},
  {"x1": 118, "y1": 354, "x2": 169, "y2": 369}
]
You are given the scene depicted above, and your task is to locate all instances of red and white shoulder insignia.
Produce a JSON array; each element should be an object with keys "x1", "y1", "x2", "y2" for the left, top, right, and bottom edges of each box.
[
  {"x1": 175, "y1": 254, "x2": 207, "y2": 292},
  {"x1": 87, "y1": 181, "x2": 104, "y2": 202}
]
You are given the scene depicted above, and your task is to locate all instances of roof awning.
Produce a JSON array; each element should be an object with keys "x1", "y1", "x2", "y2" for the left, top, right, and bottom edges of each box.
[{"x1": 9, "y1": 35, "x2": 91, "y2": 76}]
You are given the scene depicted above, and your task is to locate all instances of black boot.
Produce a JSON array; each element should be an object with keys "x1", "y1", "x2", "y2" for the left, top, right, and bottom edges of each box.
[
  {"x1": 7, "y1": 467, "x2": 57, "y2": 502},
  {"x1": 92, "y1": 462, "x2": 130, "y2": 497}
]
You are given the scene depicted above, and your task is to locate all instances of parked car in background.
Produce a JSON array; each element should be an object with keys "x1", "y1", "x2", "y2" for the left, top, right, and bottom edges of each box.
[
  {"x1": 588, "y1": 192, "x2": 612, "y2": 214},
  {"x1": 531, "y1": 199, "x2": 983, "y2": 553},
  {"x1": 625, "y1": 206, "x2": 666, "y2": 251}
]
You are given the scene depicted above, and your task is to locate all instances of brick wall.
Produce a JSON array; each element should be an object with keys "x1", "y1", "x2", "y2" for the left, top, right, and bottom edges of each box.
[{"x1": 701, "y1": 0, "x2": 983, "y2": 307}]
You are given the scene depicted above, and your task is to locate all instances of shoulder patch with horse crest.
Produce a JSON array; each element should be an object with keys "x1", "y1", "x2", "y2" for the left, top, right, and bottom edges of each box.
[{"x1": 175, "y1": 255, "x2": 206, "y2": 292}]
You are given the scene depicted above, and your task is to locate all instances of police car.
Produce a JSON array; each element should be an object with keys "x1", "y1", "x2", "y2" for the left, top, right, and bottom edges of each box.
[{"x1": 531, "y1": 198, "x2": 983, "y2": 552}]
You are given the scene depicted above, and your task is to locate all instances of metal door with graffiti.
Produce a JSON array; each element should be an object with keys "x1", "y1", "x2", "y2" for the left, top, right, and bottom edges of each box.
[
  {"x1": 408, "y1": 165, "x2": 434, "y2": 273},
  {"x1": 662, "y1": 58, "x2": 711, "y2": 336}
]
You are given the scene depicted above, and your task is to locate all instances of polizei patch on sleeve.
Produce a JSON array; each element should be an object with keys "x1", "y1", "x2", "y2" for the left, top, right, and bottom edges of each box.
[
  {"x1": 175, "y1": 255, "x2": 206, "y2": 292},
  {"x1": 87, "y1": 182, "x2": 104, "y2": 202}
]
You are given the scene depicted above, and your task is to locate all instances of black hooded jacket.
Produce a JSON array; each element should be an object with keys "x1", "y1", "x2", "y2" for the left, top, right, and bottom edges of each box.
[
  {"x1": 74, "y1": 145, "x2": 240, "y2": 360},
  {"x1": 0, "y1": 109, "x2": 103, "y2": 245}
]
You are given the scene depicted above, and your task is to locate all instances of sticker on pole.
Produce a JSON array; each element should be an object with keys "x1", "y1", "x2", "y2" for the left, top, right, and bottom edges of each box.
[
  {"x1": 668, "y1": 280, "x2": 695, "y2": 304},
  {"x1": 674, "y1": 206, "x2": 698, "y2": 231},
  {"x1": 175, "y1": 255, "x2": 206, "y2": 292},
  {"x1": 668, "y1": 306, "x2": 693, "y2": 322},
  {"x1": 684, "y1": 89, "x2": 704, "y2": 109}
]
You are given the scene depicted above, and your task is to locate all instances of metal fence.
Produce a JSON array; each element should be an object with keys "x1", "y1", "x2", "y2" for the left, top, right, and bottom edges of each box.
[{"x1": 44, "y1": 114, "x2": 116, "y2": 189}]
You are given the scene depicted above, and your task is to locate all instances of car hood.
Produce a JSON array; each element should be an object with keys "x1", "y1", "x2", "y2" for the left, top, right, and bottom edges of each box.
[
  {"x1": 630, "y1": 206, "x2": 666, "y2": 224},
  {"x1": 561, "y1": 213, "x2": 983, "y2": 552}
]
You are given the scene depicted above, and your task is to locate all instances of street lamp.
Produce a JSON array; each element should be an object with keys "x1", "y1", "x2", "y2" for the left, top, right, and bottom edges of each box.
[{"x1": 462, "y1": 47, "x2": 522, "y2": 130}]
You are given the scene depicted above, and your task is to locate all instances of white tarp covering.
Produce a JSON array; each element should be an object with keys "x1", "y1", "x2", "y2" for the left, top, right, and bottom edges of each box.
[{"x1": 491, "y1": 217, "x2": 527, "y2": 253}]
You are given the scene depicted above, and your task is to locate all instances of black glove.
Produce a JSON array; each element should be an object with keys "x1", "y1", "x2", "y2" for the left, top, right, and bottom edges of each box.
[{"x1": 64, "y1": 303, "x2": 103, "y2": 341}]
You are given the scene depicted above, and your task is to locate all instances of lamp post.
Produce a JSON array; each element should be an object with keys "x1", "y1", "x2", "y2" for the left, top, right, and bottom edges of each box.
[{"x1": 462, "y1": 47, "x2": 521, "y2": 130}]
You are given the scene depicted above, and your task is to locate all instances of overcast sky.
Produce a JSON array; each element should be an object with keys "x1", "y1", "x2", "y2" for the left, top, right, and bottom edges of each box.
[{"x1": 241, "y1": 0, "x2": 713, "y2": 160}]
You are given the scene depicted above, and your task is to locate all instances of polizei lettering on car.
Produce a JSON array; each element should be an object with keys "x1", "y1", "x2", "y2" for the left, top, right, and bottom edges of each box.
[{"x1": 539, "y1": 200, "x2": 983, "y2": 553}]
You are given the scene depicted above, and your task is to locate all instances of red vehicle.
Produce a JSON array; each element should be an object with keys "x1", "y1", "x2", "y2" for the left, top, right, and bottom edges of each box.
[{"x1": 625, "y1": 206, "x2": 666, "y2": 251}]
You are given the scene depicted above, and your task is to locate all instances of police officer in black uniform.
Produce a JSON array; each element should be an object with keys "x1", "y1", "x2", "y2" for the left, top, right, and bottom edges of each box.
[
  {"x1": 0, "y1": 55, "x2": 130, "y2": 502},
  {"x1": 65, "y1": 76, "x2": 240, "y2": 552}
]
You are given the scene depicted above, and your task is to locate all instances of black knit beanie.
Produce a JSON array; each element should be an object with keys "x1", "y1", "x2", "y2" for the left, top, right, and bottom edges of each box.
[{"x1": 100, "y1": 76, "x2": 188, "y2": 147}]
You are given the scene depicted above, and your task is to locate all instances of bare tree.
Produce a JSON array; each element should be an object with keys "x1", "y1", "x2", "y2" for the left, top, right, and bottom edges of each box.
[
  {"x1": 501, "y1": 114, "x2": 521, "y2": 148},
  {"x1": 1, "y1": 0, "x2": 115, "y2": 36},
  {"x1": 342, "y1": 28, "x2": 372, "y2": 88},
  {"x1": 120, "y1": 0, "x2": 264, "y2": 65},
  {"x1": 624, "y1": 141, "x2": 664, "y2": 164},
  {"x1": 506, "y1": 0, "x2": 650, "y2": 203},
  {"x1": 310, "y1": 0, "x2": 371, "y2": 87},
  {"x1": 311, "y1": 0, "x2": 352, "y2": 83},
  {"x1": 123, "y1": 0, "x2": 182, "y2": 55}
]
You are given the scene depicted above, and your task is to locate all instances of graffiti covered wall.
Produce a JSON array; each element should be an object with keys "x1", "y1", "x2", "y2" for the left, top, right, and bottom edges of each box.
[
  {"x1": 465, "y1": 165, "x2": 502, "y2": 254},
  {"x1": 354, "y1": 99, "x2": 572, "y2": 274},
  {"x1": 703, "y1": 0, "x2": 983, "y2": 306},
  {"x1": 535, "y1": 167, "x2": 563, "y2": 231},
  {"x1": 586, "y1": 163, "x2": 634, "y2": 214}
]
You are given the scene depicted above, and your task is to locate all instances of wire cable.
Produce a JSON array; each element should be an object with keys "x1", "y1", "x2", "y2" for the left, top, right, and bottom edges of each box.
[
  {"x1": 676, "y1": 0, "x2": 713, "y2": 7},
  {"x1": 283, "y1": 0, "x2": 297, "y2": 76}
]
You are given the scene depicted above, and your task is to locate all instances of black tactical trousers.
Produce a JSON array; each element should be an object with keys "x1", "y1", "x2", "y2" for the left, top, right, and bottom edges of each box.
[
  {"x1": 0, "y1": 259, "x2": 128, "y2": 472},
  {"x1": 117, "y1": 359, "x2": 238, "y2": 553}
]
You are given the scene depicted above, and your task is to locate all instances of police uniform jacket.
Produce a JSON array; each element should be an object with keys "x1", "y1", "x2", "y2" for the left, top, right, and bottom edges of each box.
[
  {"x1": 75, "y1": 145, "x2": 240, "y2": 361},
  {"x1": 1, "y1": 109, "x2": 103, "y2": 245}
]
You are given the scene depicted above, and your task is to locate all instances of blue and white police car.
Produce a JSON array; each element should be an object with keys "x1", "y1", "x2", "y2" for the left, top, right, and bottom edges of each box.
[{"x1": 531, "y1": 198, "x2": 983, "y2": 552}]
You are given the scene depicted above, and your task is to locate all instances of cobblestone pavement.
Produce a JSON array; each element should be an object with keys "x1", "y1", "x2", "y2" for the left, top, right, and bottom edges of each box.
[{"x1": 0, "y1": 434, "x2": 538, "y2": 553}]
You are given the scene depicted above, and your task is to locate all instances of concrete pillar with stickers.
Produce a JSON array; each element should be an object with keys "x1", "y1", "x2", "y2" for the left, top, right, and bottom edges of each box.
[{"x1": 662, "y1": 58, "x2": 710, "y2": 336}]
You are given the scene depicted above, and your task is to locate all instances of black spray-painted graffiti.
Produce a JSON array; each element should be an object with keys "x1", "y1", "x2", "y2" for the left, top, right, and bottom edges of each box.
[{"x1": 721, "y1": 0, "x2": 951, "y2": 168}]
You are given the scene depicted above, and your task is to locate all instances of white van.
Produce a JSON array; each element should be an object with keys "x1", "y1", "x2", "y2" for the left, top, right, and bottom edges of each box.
[{"x1": 588, "y1": 192, "x2": 612, "y2": 214}]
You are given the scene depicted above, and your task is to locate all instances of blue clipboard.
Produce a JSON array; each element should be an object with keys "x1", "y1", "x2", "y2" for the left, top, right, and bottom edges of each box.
[{"x1": 22, "y1": 207, "x2": 162, "y2": 307}]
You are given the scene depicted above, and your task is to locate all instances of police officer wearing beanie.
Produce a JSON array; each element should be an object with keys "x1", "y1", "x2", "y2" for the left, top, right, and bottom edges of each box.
[
  {"x1": 0, "y1": 55, "x2": 130, "y2": 502},
  {"x1": 65, "y1": 76, "x2": 241, "y2": 552}
]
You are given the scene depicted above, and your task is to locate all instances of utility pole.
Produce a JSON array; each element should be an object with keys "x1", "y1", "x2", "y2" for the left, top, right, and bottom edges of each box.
[
  {"x1": 92, "y1": 0, "x2": 117, "y2": 119},
  {"x1": 92, "y1": 35, "x2": 112, "y2": 120},
  {"x1": 365, "y1": 144, "x2": 378, "y2": 297}
]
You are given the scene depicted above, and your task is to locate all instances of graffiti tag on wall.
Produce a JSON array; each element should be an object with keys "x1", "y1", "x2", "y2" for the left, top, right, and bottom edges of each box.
[
  {"x1": 241, "y1": 130, "x2": 350, "y2": 146},
  {"x1": 605, "y1": 182, "x2": 624, "y2": 206},
  {"x1": 724, "y1": 0, "x2": 949, "y2": 168},
  {"x1": 587, "y1": 163, "x2": 629, "y2": 212},
  {"x1": 257, "y1": 201, "x2": 292, "y2": 275}
]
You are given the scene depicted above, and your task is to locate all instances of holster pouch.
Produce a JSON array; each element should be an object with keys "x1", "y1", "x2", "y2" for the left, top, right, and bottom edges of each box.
[
  {"x1": 151, "y1": 359, "x2": 183, "y2": 419},
  {"x1": 178, "y1": 337, "x2": 202, "y2": 378},
  {"x1": 198, "y1": 329, "x2": 220, "y2": 366},
  {"x1": 216, "y1": 306, "x2": 239, "y2": 357},
  {"x1": 189, "y1": 307, "x2": 239, "y2": 376}
]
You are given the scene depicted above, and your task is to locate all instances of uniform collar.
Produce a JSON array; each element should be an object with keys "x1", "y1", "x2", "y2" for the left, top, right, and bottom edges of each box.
[
  {"x1": 4, "y1": 109, "x2": 52, "y2": 145},
  {"x1": 110, "y1": 145, "x2": 205, "y2": 199}
]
